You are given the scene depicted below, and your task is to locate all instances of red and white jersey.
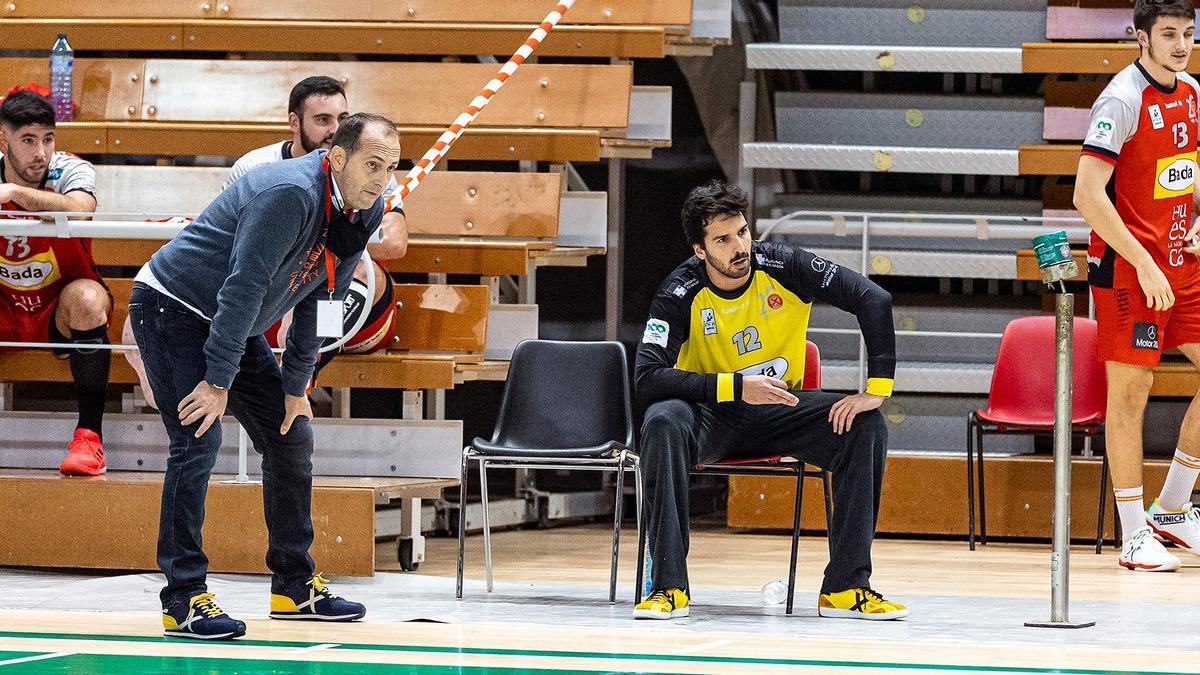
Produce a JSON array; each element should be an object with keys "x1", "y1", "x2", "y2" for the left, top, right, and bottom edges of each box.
[
  {"x1": 1084, "y1": 60, "x2": 1200, "y2": 289},
  {"x1": 225, "y1": 140, "x2": 403, "y2": 208},
  {"x1": 0, "y1": 151, "x2": 100, "y2": 314}
]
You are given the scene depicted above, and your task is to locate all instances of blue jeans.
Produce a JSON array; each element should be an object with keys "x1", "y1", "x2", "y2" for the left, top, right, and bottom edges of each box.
[{"x1": 129, "y1": 282, "x2": 315, "y2": 606}]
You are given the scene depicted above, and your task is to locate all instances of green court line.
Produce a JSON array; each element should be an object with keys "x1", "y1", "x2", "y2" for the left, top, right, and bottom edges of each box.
[
  {"x1": 0, "y1": 630, "x2": 1190, "y2": 675},
  {"x1": 0, "y1": 651, "x2": 48, "y2": 663},
  {"x1": 13, "y1": 652, "x2": 663, "y2": 675}
]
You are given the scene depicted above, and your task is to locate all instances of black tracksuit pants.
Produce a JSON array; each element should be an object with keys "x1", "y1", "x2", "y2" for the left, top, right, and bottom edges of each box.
[{"x1": 640, "y1": 390, "x2": 888, "y2": 595}]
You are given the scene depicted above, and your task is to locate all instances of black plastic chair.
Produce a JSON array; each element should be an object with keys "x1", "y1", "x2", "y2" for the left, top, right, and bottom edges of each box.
[{"x1": 456, "y1": 339, "x2": 639, "y2": 604}]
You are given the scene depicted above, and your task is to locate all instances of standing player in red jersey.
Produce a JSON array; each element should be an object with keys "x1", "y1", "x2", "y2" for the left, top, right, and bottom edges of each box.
[
  {"x1": 0, "y1": 91, "x2": 110, "y2": 475},
  {"x1": 1075, "y1": 0, "x2": 1200, "y2": 571}
]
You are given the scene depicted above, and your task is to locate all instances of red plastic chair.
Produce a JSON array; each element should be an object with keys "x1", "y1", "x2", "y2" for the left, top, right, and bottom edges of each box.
[
  {"x1": 967, "y1": 316, "x2": 1108, "y2": 551},
  {"x1": 636, "y1": 341, "x2": 831, "y2": 615}
]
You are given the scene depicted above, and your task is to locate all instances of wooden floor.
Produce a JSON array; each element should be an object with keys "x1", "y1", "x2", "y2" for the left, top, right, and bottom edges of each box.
[{"x1": 2, "y1": 525, "x2": 1198, "y2": 674}]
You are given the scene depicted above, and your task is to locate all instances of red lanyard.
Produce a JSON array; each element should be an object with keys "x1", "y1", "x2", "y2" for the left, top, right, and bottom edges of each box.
[{"x1": 322, "y1": 157, "x2": 337, "y2": 299}]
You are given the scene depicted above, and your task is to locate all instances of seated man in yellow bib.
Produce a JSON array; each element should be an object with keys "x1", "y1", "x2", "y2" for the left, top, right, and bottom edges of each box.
[{"x1": 634, "y1": 180, "x2": 907, "y2": 621}]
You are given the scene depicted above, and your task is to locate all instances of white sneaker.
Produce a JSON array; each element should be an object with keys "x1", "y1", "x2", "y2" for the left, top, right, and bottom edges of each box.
[
  {"x1": 1146, "y1": 499, "x2": 1200, "y2": 555},
  {"x1": 1120, "y1": 526, "x2": 1181, "y2": 572}
]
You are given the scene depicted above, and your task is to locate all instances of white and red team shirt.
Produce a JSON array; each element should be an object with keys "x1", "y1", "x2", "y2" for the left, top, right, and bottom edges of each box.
[
  {"x1": 0, "y1": 151, "x2": 100, "y2": 315},
  {"x1": 224, "y1": 140, "x2": 403, "y2": 206},
  {"x1": 1083, "y1": 60, "x2": 1200, "y2": 289}
]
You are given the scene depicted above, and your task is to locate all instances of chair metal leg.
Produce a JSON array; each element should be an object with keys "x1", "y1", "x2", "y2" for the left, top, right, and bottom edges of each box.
[
  {"x1": 1096, "y1": 450, "x2": 1109, "y2": 555},
  {"x1": 966, "y1": 418, "x2": 976, "y2": 551},
  {"x1": 609, "y1": 453, "x2": 627, "y2": 605},
  {"x1": 976, "y1": 424, "x2": 988, "y2": 545},
  {"x1": 456, "y1": 447, "x2": 470, "y2": 600},
  {"x1": 478, "y1": 460, "x2": 494, "y2": 593},
  {"x1": 786, "y1": 468, "x2": 803, "y2": 616},
  {"x1": 821, "y1": 470, "x2": 833, "y2": 532},
  {"x1": 634, "y1": 458, "x2": 646, "y2": 605}
]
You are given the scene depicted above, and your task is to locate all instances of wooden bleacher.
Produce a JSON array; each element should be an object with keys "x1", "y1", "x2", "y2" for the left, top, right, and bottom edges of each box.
[
  {"x1": 0, "y1": 57, "x2": 663, "y2": 161},
  {"x1": 0, "y1": 277, "x2": 491, "y2": 390},
  {"x1": 0, "y1": 2, "x2": 659, "y2": 573},
  {"x1": 0, "y1": 0, "x2": 708, "y2": 59},
  {"x1": 84, "y1": 165, "x2": 603, "y2": 278},
  {"x1": 1017, "y1": 2, "x2": 1200, "y2": 175}
]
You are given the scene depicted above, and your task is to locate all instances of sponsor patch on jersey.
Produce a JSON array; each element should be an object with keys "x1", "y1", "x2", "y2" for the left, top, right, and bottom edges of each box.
[
  {"x1": 810, "y1": 256, "x2": 828, "y2": 273},
  {"x1": 671, "y1": 284, "x2": 687, "y2": 298},
  {"x1": 47, "y1": 167, "x2": 63, "y2": 181},
  {"x1": 0, "y1": 250, "x2": 60, "y2": 291},
  {"x1": 1149, "y1": 104, "x2": 1166, "y2": 130},
  {"x1": 642, "y1": 318, "x2": 669, "y2": 347},
  {"x1": 1155, "y1": 151, "x2": 1197, "y2": 199},
  {"x1": 767, "y1": 293, "x2": 784, "y2": 310},
  {"x1": 700, "y1": 308, "x2": 717, "y2": 335},
  {"x1": 1132, "y1": 322, "x2": 1160, "y2": 350},
  {"x1": 755, "y1": 252, "x2": 784, "y2": 269},
  {"x1": 1085, "y1": 116, "x2": 1116, "y2": 146},
  {"x1": 737, "y1": 356, "x2": 789, "y2": 380}
]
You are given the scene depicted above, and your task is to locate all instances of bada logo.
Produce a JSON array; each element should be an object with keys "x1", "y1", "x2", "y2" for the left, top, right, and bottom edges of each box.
[
  {"x1": 0, "y1": 250, "x2": 60, "y2": 291},
  {"x1": 1155, "y1": 152, "x2": 1197, "y2": 199}
]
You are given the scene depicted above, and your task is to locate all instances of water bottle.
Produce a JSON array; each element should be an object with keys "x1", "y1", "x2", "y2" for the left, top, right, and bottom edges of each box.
[
  {"x1": 49, "y1": 34, "x2": 74, "y2": 122},
  {"x1": 761, "y1": 579, "x2": 788, "y2": 605}
]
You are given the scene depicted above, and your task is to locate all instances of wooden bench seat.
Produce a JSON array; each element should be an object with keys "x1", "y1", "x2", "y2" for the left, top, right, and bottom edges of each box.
[
  {"x1": 0, "y1": 468, "x2": 456, "y2": 575},
  {"x1": 0, "y1": 57, "x2": 660, "y2": 160},
  {"x1": 1018, "y1": 143, "x2": 1081, "y2": 176},
  {"x1": 0, "y1": 0, "x2": 700, "y2": 57},
  {"x1": 86, "y1": 165, "x2": 606, "y2": 275},
  {"x1": 1023, "y1": 42, "x2": 1200, "y2": 74},
  {"x1": 0, "y1": 20, "x2": 681, "y2": 59},
  {"x1": 0, "y1": 276, "x2": 492, "y2": 391}
]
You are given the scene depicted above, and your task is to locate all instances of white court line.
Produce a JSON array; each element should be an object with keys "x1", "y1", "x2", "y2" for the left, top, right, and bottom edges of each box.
[
  {"x1": 0, "y1": 652, "x2": 74, "y2": 668},
  {"x1": 288, "y1": 643, "x2": 340, "y2": 654},
  {"x1": 676, "y1": 639, "x2": 736, "y2": 655}
]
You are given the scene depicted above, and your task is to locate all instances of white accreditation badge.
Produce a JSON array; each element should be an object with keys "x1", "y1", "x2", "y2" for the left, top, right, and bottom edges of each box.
[
  {"x1": 317, "y1": 297, "x2": 344, "y2": 338},
  {"x1": 317, "y1": 249, "x2": 344, "y2": 338}
]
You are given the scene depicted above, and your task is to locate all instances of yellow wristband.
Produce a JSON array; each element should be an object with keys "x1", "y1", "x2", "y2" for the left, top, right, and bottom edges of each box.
[
  {"x1": 865, "y1": 377, "x2": 894, "y2": 398},
  {"x1": 716, "y1": 373, "x2": 736, "y2": 402}
]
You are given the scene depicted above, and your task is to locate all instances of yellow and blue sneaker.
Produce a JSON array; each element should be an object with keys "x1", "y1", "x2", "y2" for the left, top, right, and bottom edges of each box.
[
  {"x1": 162, "y1": 592, "x2": 246, "y2": 640},
  {"x1": 632, "y1": 588, "x2": 689, "y2": 620},
  {"x1": 270, "y1": 573, "x2": 366, "y2": 621},
  {"x1": 818, "y1": 588, "x2": 909, "y2": 621}
]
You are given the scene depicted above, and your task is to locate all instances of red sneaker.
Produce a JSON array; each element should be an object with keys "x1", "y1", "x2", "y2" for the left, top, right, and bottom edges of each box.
[{"x1": 59, "y1": 428, "x2": 106, "y2": 476}]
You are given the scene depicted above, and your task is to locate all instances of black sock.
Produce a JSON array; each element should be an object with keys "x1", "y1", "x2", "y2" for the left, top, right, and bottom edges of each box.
[{"x1": 69, "y1": 325, "x2": 111, "y2": 439}]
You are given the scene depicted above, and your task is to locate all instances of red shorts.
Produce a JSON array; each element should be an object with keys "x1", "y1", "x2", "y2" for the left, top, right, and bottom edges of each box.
[
  {"x1": 0, "y1": 296, "x2": 61, "y2": 351},
  {"x1": 265, "y1": 275, "x2": 395, "y2": 355},
  {"x1": 1092, "y1": 282, "x2": 1200, "y2": 366}
]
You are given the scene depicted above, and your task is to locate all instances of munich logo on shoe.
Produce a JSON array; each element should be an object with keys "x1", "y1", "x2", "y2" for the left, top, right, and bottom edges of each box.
[{"x1": 1154, "y1": 513, "x2": 1188, "y2": 525}]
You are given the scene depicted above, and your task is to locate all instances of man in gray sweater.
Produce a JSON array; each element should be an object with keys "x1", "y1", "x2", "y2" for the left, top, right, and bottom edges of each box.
[{"x1": 129, "y1": 113, "x2": 401, "y2": 640}]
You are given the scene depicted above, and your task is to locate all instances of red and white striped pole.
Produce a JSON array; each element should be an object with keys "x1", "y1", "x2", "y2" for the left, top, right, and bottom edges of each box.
[{"x1": 385, "y1": 0, "x2": 576, "y2": 210}]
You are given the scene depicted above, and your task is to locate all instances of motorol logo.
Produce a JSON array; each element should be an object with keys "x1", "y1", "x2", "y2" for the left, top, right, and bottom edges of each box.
[
  {"x1": 1154, "y1": 513, "x2": 1188, "y2": 525},
  {"x1": 1155, "y1": 152, "x2": 1197, "y2": 198},
  {"x1": 0, "y1": 259, "x2": 57, "y2": 290},
  {"x1": 1132, "y1": 322, "x2": 1159, "y2": 350}
]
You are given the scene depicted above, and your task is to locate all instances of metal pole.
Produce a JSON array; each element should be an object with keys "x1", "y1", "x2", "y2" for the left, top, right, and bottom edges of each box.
[
  {"x1": 237, "y1": 425, "x2": 250, "y2": 483},
  {"x1": 605, "y1": 157, "x2": 626, "y2": 341},
  {"x1": 858, "y1": 215, "x2": 870, "y2": 391},
  {"x1": 1051, "y1": 292, "x2": 1073, "y2": 621},
  {"x1": 1026, "y1": 290, "x2": 1094, "y2": 629}
]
